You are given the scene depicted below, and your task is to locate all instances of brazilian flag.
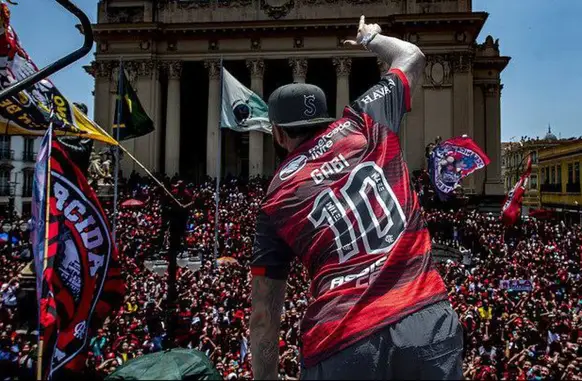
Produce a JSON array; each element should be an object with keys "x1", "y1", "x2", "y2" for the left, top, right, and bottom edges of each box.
[{"x1": 112, "y1": 70, "x2": 154, "y2": 141}]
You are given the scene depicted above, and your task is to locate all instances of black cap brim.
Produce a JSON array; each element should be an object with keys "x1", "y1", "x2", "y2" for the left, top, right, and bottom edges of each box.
[{"x1": 276, "y1": 117, "x2": 336, "y2": 129}]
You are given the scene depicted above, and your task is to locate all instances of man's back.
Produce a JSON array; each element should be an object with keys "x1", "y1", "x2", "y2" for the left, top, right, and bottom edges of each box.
[{"x1": 253, "y1": 69, "x2": 448, "y2": 367}]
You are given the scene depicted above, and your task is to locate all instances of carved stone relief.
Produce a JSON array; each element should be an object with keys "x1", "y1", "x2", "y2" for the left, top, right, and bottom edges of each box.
[
  {"x1": 89, "y1": 61, "x2": 112, "y2": 79},
  {"x1": 205, "y1": 59, "x2": 222, "y2": 80},
  {"x1": 452, "y1": 52, "x2": 473, "y2": 73},
  {"x1": 135, "y1": 61, "x2": 157, "y2": 78},
  {"x1": 251, "y1": 38, "x2": 261, "y2": 51},
  {"x1": 208, "y1": 40, "x2": 219, "y2": 51},
  {"x1": 483, "y1": 83, "x2": 502, "y2": 97},
  {"x1": 333, "y1": 57, "x2": 352, "y2": 77},
  {"x1": 174, "y1": 0, "x2": 251, "y2": 8},
  {"x1": 424, "y1": 55, "x2": 452, "y2": 86},
  {"x1": 289, "y1": 58, "x2": 308, "y2": 79},
  {"x1": 163, "y1": 61, "x2": 183, "y2": 80},
  {"x1": 246, "y1": 59, "x2": 265, "y2": 79},
  {"x1": 106, "y1": 6, "x2": 144, "y2": 23},
  {"x1": 301, "y1": 0, "x2": 386, "y2": 4},
  {"x1": 261, "y1": 0, "x2": 295, "y2": 19}
]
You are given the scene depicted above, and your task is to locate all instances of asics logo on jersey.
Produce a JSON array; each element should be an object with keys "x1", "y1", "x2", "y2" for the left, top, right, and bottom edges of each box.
[
  {"x1": 359, "y1": 78, "x2": 396, "y2": 105},
  {"x1": 279, "y1": 155, "x2": 308, "y2": 181},
  {"x1": 308, "y1": 121, "x2": 351, "y2": 160},
  {"x1": 303, "y1": 94, "x2": 316, "y2": 117},
  {"x1": 329, "y1": 254, "x2": 388, "y2": 290},
  {"x1": 311, "y1": 154, "x2": 350, "y2": 184}
]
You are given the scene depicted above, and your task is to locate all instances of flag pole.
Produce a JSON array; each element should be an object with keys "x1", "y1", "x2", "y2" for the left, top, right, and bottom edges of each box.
[
  {"x1": 112, "y1": 59, "x2": 123, "y2": 242},
  {"x1": 37, "y1": 124, "x2": 54, "y2": 381},
  {"x1": 213, "y1": 57, "x2": 224, "y2": 266}
]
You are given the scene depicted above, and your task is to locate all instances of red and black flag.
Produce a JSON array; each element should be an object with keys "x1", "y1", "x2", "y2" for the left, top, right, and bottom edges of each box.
[
  {"x1": 35, "y1": 133, "x2": 125, "y2": 379},
  {"x1": 501, "y1": 154, "x2": 532, "y2": 226}
]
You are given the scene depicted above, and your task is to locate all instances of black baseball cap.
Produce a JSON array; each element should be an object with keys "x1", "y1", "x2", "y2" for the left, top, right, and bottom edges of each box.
[{"x1": 267, "y1": 83, "x2": 336, "y2": 129}]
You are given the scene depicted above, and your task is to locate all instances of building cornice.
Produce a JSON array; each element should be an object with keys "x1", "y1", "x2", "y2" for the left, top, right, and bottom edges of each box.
[
  {"x1": 473, "y1": 56, "x2": 511, "y2": 72},
  {"x1": 92, "y1": 12, "x2": 488, "y2": 40},
  {"x1": 93, "y1": 49, "x2": 378, "y2": 61}
]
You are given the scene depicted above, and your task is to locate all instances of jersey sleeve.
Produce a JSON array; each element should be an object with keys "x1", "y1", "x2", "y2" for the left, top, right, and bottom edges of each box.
[
  {"x1": 250, "y1": 210, "x2": 295, "y2": 280},
  {"x1": 347, "y1": 69, "x2": 411, "y2": 133}
]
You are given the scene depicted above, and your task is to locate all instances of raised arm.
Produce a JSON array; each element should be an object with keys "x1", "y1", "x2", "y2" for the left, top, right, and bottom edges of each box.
[
  {"x1": 250, "y1": 275, "x2": 287, "y2": 380},
  {"x1": 344, "y1": 15, "x2": 425, "y2": 92}
]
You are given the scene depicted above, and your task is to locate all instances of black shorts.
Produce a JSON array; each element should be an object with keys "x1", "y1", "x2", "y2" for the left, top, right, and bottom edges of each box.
[{"x1": 300, "y1": 301, "x2": 463, "y2": 380}]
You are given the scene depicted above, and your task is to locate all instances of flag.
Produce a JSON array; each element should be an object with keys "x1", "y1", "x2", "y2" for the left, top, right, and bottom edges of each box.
[
  {"x1": 32, "y1": 125, "x2": 52, "y2": 317},
  {"x1": 501, "y1": 154, "x2": 532, "y2": 226},
  {"x1": 220, "y1": 68, "x2": 271, "y2": 134},
  {"x1": 36, "y1": 139, "x2": 125, "y2": 379},
  {"x1": 429, "y1": 136, "x2": 490, "y2": 201},
  {"x1": 0, "y1": 3, "x2": 117, "y2": 145},
  {"x1": 112, "y1": 68, "x2": 155, "y2": 140}
]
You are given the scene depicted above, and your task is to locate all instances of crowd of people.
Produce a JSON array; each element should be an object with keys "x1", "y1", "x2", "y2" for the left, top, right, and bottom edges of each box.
[{"x1": 0, "y1": 171, "x2": 581, "y2": 380}]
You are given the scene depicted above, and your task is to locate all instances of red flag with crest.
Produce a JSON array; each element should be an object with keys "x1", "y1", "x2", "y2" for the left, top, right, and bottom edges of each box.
[
  {"x1": 501, "y1": 154, "x2": 532, "y2": 226},
  {"x1": 38, "y1": 138, "x2": 125, "y2": 379}
]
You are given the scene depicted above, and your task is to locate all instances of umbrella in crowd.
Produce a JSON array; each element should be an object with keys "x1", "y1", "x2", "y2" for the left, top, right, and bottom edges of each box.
[
  {"x1": 216, "y1": 256, "x2": 239, "y2": 266},
  {"x1": 121, "y1": 199, "x2": 145, "y2": 208},
  {"x1": 105, "y1": 348, "x2": 222, "y2": 381}
]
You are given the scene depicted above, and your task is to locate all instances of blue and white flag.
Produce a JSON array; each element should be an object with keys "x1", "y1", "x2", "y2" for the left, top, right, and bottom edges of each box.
[{"x1": 220, "y1": 68, "x2": 271, "y2": 134}]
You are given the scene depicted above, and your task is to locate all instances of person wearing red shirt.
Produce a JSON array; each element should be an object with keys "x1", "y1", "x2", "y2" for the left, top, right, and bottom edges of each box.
[{"x1": 250, "y1": 15, "x2": 462, "y2": 380}]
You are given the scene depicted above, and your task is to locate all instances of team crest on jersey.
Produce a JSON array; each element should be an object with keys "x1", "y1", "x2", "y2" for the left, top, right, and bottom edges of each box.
[{"x1": 279, "y1": 155, "x2": 308, "y2": 181}]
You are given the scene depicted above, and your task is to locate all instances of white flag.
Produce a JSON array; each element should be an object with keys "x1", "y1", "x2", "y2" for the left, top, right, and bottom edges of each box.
[{"x1": 220, "y1": 68, "x2": 272, "y2": 134}]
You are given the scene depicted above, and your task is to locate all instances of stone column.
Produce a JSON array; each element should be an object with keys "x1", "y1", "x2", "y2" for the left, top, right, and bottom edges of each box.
[
  {"x1": 405, "y1": 74, "x2": 425, "y2": 170},
  {"x1": 205, "y1": 59, "x2": 222, "y2": 178},
  {"x1": 246, "y1": 59, "x2": 265, "y2": 177},
  {"x1": 164, "y1": 61, "x2": 182, "y2": 177},
  {"x1": 91, "y1": 61, "x2": 112, "y2": 133},
  {"x1": 133, "y1": 61, "x2": 160, "y2": 174},
  {"x1": 473, "y1": 84, "x2": 486, "y2": 194},
  {"x1": 151, "y1": 61, "x2": 163, "y2": 173},
  {"x1": 484, "y1": 83, "x2": 504, "y2": 195},
  {"x1": 452, "y1": 53, "x2": 474, "y2": 138},
  {"x1": 289, "y1": 58, "x2": 308, "y2": 83},
  {"x1": 333, "y1": 58, "x2": 351, "y2": 119},
  {"x1": 452, "y1": 53, "x2": 475, "y2": 192}
]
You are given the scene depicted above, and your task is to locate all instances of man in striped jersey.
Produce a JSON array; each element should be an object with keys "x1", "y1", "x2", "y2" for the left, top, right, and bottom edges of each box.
[{"x1": 250, "y1": 15, "x2": 463, "y2": 380}]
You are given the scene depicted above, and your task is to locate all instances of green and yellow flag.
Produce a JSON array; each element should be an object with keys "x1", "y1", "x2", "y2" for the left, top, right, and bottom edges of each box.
[{"x1": 113, "y1": 70, "x2": 154, "y2": 141}]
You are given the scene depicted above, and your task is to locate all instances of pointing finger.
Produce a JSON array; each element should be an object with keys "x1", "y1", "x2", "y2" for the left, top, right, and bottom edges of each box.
[{"x1": 359, "y1": 15, "x2": 365, "y2": 31}]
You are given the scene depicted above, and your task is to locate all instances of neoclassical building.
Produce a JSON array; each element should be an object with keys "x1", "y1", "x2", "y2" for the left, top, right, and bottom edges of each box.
[{"x1": 87, "y1": 0, "x2": 509, "y2": 195}]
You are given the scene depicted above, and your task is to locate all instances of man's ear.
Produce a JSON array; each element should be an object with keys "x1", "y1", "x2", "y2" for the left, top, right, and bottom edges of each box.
[{"x1": 273, "y1": 125, "x2": 287, "y2": 147}]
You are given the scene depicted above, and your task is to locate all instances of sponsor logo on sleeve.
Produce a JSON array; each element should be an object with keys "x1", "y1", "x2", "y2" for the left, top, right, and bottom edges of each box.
[
  {"x1": 360, "y1": 78, "x2": 396, "y2": 105},
  {"x1": 279, "y1": 155, "x2": 308, "y2": 181}
]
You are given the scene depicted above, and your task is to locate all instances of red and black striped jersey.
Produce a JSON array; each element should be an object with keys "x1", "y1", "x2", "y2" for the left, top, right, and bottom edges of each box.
[{"x1": 251, "y1": 69, "x2": 448, "y2": 367}]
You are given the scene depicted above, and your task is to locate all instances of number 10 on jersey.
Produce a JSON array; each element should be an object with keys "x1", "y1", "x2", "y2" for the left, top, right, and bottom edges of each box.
[{"x1": 308, "y1": 162, "x2": 407, "y2": 264}]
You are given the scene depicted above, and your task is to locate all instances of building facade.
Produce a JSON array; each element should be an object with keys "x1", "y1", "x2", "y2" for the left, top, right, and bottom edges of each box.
[
  {"x1": 538, "y1": 139, "x2": 582, "y2": 222},
  {"x1": 0, "y1": 136, "x2": 39, "y2": 216},
  {"x1": 88, "y1": 0, "x2": 510, "y2": 195},
  {"x1": 502, "y1": 128, "x2": 563, "y2": 213}
]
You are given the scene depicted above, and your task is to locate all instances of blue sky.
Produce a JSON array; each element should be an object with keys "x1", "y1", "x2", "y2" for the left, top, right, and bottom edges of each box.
[{"x1": 10, "y1": 0, "x2": 582, "y2": 141}]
